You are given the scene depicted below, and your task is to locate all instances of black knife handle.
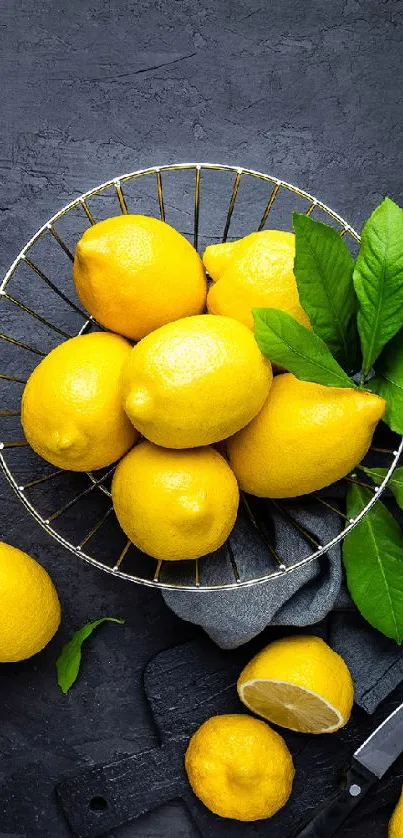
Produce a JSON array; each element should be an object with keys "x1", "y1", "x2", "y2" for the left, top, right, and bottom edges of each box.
[{"x1": 295, "y1": 760, "x2": 378, "y2": 838}]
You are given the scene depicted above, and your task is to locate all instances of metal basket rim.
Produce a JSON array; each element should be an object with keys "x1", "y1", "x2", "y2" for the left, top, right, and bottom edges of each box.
[{"x1": 1, "y1": 160, "x2": 400, "y2": 592}]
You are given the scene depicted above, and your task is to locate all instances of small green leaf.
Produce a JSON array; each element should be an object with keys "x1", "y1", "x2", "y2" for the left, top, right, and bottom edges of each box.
[
  {"x1": 293, "y1": 213, "x2": 359, "y2": 372},
  {"x1": 56, "y1": 617, "x2": 125, "y2": 694},
  {"x1": 360, "y1": 466, "x2": 403, "y2": 510},
  {"x1": 366, "y1": 331, "x2": 403, "y2": 435},
  {"x1": 253, "y1": 308, "x2": 355, "y2": 389},
  {"x1": 343, "y1": 484, "x2": 403, "y2": 643},
  {"x1": 353, "y1": 197, "x2": 403, "y2": 375}
]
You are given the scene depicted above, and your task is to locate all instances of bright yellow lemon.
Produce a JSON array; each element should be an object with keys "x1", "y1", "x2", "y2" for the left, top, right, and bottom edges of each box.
[
  {"x1": 73, "y1": 214, "x2": 207, "y2": 340},
  {"x1": 185, "y1": 714, "x2": 295, "y2": 821},
  {"x1": 205, "y1": 230, "x2": 310, "y2": 330},
  {"x1": 21, "y1": 332, "x2": 137, "y2": 471},
  {"x1": 238, "y1": 636, "x2": 354, "y2": 734},
  {"x1": 227, "y1": 373, "x2": 385, "y2": 497},
  {"x1": 0, "y1": 542, "x2": 61, "y2": 662},
  {"x1": 112, "y1": 441, "x2": 239, "y2": 561},
  {"x1": 121, "y1": 314, "x2": 272, "y2": 449}
]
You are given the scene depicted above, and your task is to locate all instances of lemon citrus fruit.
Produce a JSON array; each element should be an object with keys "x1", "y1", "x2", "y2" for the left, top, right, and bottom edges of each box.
[
  {"x1": 112, "y1": 441, "x2": 239, "y2": 561},
  {"x1": 205, "y1": 230, "x2": 310, "y2": 331},
  {"x1": 0, "y1": 542, "x2": 61, "y2": 662},
  {"x1": 121, "y1": 314, "x2": 272, "y2": 448},
  {"x1": 390, "y1": 787, "x2": 403, "y2": 837},
  {"x1": 21, "y1": 332, "x2": 137, "y2": 472},
  {"x1": 73, "y1": 215, "x2": 207, "y2": 340},
  {"x1": 227, "y1": 373, "x2": 385, "y2": 497},
  {"x1": 238, "y1": 636, "x2": 354, "y2": 734},
  {"x1": 185, "y1": 714, "x2": 294, "y2": 821}
]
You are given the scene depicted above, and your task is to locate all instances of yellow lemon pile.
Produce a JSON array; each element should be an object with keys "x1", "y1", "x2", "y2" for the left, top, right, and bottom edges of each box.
[{"x1": 21, "y1": 214, "x2": 385, "y2": 563}]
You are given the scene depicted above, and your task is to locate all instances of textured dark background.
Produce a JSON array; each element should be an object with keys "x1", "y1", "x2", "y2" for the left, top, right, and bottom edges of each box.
[{"x1": 1, "y1": 1, "x2": 403, "y2": 836}]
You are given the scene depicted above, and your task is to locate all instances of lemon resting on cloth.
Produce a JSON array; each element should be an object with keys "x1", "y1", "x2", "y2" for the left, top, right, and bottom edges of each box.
[
  {"x1": 238, "y1": 635, "x2": 354, "y2": 734},
  {"x1": 111, "y1": 441, "x2": 239, "y2": 561}
]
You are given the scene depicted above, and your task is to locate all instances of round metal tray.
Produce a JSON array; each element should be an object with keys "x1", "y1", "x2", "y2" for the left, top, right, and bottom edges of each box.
[{"x1": 1, "y1": 162, "x2": 401, "y2": 590}]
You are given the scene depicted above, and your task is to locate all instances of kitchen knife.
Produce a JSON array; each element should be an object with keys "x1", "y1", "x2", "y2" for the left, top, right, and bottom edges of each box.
[{"x1": 296, "y1": 700, "x2": 403, "y2": 837}]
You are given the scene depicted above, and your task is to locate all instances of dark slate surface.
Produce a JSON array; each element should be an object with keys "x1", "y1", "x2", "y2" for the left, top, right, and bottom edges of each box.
[{"x1": 1, "y1": 1, "x2": 403, "y2": 837}]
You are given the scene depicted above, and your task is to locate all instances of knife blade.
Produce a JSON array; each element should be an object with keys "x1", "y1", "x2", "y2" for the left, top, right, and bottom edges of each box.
[{"x1": 296, "y1": 701, "x2": 403, "y2": 837}]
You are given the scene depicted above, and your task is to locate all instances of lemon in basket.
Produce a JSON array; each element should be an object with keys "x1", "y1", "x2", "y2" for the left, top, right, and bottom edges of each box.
[
  {"x1": 185, "y1": 714, "x2": 294, "y2": 821},
  {"x1": 73, "y1": 214, "x2": 207, "y2": 340},
  {"x1": 227, "y1": 373, "x2": 385, "y2": 497},
  {"x1": 21, "y1": 332, "x2": 137, "y2": 472},
  {"x1": 0, "y1": 542, "x2": 61, "y2": 662},
  {"x1": 205, "y1": 230, "x2": 310, "y2": 331},
  {"x1": 121, "y1": 314, "x2": 272, "y2": 448},
  {"x1": 111, "y1": 441, "x2": 239, "y2": 561},
  {"x1": 238, "y1": 636, "x2": 354, "y2": 734}
]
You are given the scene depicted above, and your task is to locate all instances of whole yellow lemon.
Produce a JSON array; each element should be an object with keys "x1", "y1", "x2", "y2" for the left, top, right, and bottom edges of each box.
[
  {"x1": 227, "y1": 373, "x2": 385, "y2": 497},
  {"x1": 73, "y1": 215, "x2": 207, "y2": 340},
  {"x1": 112, "y1": 441, "x2": 239, "y2": 561},
  {"x1": 238, "y1": 636, "x2": 354, "y2": 734},
  {"x1": 21, "y1": 332, "x2": 138, "y2": 472},
  {"x1": 205, "y1": 230, "x2": 310, "y2": 331},
  {"x1": 0, "y1": 542, "x2": 61, "y2": 662},
  {"x1": 390, "y1": 786, "x2": 403, "y2": 837},
  {"x1": 121, "y1": 314, "x2": 272, "y2": 448},
  {"x1": 185, "y1": 714, "x2": 295, "y2": 821}
]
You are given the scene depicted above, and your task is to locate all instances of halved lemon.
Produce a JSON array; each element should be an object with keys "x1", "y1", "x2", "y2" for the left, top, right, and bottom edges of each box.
[{"x1": 237, "y1": 635, "x2": 354, "y2": 734}]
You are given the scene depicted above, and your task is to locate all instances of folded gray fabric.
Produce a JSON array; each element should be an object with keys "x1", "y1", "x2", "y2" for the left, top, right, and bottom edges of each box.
[
  {"x1": 164, "y1": 499, "x2": 343, "y2": 646},
  {"x1": 163, "y1": 498, "x2": 403, "y2": 713}
]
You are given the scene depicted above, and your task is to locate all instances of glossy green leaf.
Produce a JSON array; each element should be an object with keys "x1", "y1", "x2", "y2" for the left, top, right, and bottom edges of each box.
[
  {"x1": 293, "y1": 213, "x2": 359, "y2": 372},
  {"x1": 343, "y1": 484, "x2": 403, "y2": 643},
  {"x1": 360, "y1": 466, "x2": 403, "y2": 509},
  {"x1": 56, "y1": 617, "x2": 125, "y2": 694},
  {"x1": 253, "y1": 308, "x2": 355, "y2": 389},
  {"x1": 367, "y1": 331, "x2": 403, "y2": 435},
  {"x1": 353, "y1": 198, "x2": 403, "y2": 375}
]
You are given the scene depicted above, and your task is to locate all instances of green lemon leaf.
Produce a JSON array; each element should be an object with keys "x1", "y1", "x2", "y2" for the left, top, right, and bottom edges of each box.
[
  {"x1": 353, "y1": 197, "x2": 403, "y2": 375},
  {"x1": 56, "y1": 617, "x2": 125, "y2": 694},
  {"x1": 293, "y1": 213, "x2": 359, "y2": 372},
  {"x1": 253, "y1": 308, "x2": 355, "y2": 389},
  {"x1": 343, "y1": 484, "x2": 403, "y2": 643},
  {"x1": 366, "y1": 331, "x2": 403, "y2": 435},
  {"x1": 360, "y1": 466, "x2": 403, "y2": 510}
]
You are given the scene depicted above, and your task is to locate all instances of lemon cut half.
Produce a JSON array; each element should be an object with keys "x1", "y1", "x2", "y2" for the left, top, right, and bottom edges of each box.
[
  {"x1": 237, "y1": 636, "x2": 354, "y2": 735},
  {"x1": 238, "y1": 679, "x2": 346, "y2": 734}
]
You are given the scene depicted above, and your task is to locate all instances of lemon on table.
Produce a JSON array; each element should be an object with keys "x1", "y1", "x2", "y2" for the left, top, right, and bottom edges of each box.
[
  {"x1": 390, "y1": 787, "x2": 403, "y2": 837},
  {"x1": 238, "y1": 636, "x2": 354, "y2": 734},
  {"x1": 111, "y1": 441, "x2": 239, "y2": 561},
  {"x1": 73, "y1": 215, "x2": 207, "y2": 340},
  {"x1": 205, "y1": 230, "x2": 311, "y2": 331},
  {"x1": 21, "y1": 332, "x2": 138, "y2": 472},
  {"x1": 0, "y1": 542, "x2": 61, "y2": 662},
  {"x1": 227, "y1": 373, "x2": 385, "y2": 497},
  {"x1": 121, "y1": 314, "x2": 272, "y2": 449},
  {"x1": 185, "y1": 714, "x2": 294, "y2": 821}
]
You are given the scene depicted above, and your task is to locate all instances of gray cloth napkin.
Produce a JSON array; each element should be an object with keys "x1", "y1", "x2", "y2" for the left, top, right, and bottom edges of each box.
[{"x1": 163, "y1": 498, "x2": 403, "y2": 713}]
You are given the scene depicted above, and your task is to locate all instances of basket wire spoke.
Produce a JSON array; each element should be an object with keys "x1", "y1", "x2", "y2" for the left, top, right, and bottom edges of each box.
[{"x1": 0, "y1": 162, "x2": 401, "y2": 590}]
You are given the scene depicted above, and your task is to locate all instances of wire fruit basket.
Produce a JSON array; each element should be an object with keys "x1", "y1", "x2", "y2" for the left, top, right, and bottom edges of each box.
[{"x1": 1, "y1": 162, "x2": 401, "y2": 591}]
